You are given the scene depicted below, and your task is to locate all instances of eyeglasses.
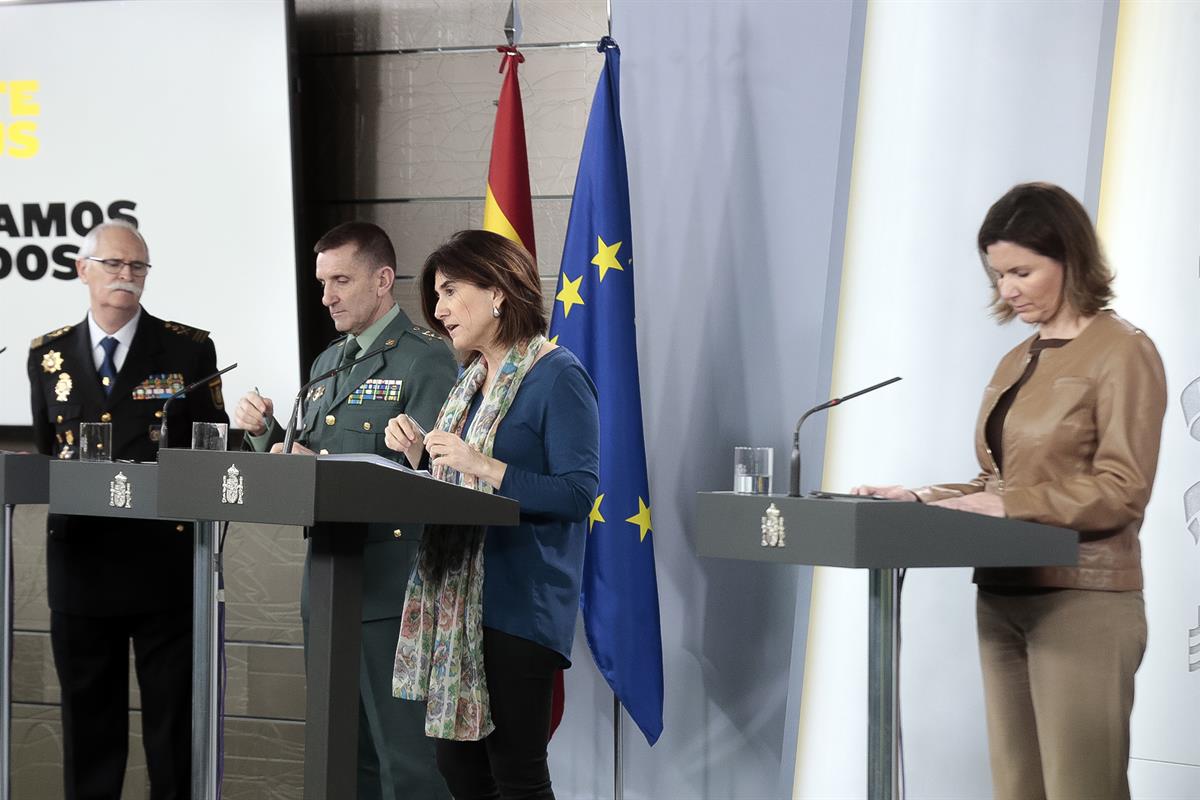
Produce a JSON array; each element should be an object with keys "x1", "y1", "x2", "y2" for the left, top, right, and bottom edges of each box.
[{"x1": 84, "y1": 256, "x2": 152, "y2": 276}]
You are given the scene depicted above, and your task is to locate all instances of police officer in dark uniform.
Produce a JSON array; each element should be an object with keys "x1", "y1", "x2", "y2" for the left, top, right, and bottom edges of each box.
[
  {"x1": 235, "y1": 222, "x2": 456, "y2": 800},
  {"x1": 27, "y1": 220, "x2": 228, "y2": 800}
]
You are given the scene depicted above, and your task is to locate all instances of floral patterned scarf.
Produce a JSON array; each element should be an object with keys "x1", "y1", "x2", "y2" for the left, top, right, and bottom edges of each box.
[{"x1": 392, "y1": 335, "x2": 546, "y2": 740}]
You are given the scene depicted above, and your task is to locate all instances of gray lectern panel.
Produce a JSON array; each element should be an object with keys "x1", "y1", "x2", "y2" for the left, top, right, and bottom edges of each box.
[
  {"x1": 49, "y1": 461, "x2": 178, "y2": 520},
  {"x1": 157, "y1": 449, "x2": 318, "y2": 526},
  {"x1": 853, "y1": 498, "x2": 1076, "y2": 568},
  {"x1": 314, "y1": 460, "x2": 519, "y2": 526},
  {"x1": 693, "y1": 492, "x2": 1077, "y2": 569},
  {"x1": 0, "y1": 453, "x2": 49, "y2": 505}
]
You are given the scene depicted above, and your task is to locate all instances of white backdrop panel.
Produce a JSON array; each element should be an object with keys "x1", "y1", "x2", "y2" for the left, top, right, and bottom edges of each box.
[
  {"x1": 0, "y1": 0, "x2": 299, "y2": 425},
  {"x1": 1096, "y1": 1, "x2": 1200, "y2": 795},
  {"x1": 798, "y1": 1, "x2": 1112, "y2": 797}
]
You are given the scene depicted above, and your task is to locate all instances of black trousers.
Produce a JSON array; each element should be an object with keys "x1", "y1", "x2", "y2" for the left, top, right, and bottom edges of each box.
[
  {"x1": 435, "y1": 628, "x2": 562, "y2": 800},
  {"x1": 50, "y1": 609, "x2": 193, "y2": 800}
]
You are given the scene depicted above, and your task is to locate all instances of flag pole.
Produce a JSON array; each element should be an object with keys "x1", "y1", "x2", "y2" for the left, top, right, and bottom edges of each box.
[
  {"x1": 603, "y1": 9, "x2": 624, "y2": 800},
  {"x1": 614, "y1": 695, "x2": 623, "y2": 800},
  {"x1": 600, "y1": 6, "x2": 619, "y2": 800}
]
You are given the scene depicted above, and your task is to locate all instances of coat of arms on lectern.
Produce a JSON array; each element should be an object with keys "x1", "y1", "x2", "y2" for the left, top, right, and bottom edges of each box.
[
  {"x1": 221, "y1": 464, "x2": 244, "y2": 505},
  {"x1": 109, "y1": 472, "x2": 132, "y2": 509},
  {"x1": 761, "y1": 502, "x2": 786, "y2": 548}
]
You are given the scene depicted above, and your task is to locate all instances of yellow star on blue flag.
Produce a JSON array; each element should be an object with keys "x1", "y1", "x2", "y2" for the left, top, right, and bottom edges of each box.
[
  {"x1": 548, "y1": 36, "x2": 664, "y2": 746},
  {"x1": 591, "y1": 236, "x2": 624, "y2": 281}
]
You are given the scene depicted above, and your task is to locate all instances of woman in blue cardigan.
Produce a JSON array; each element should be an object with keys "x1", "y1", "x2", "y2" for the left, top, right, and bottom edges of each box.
[{"x1": 385, "y1": 229, "x2": 600, "y2": 800}]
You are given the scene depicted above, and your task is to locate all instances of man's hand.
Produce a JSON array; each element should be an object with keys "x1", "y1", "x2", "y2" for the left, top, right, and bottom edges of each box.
[
  {"x1": 269, "y1": 441, "x2": 315, "y2": 455},
  {"x1": 234, "y1": 390, "x2": 274, "y2": 436}
]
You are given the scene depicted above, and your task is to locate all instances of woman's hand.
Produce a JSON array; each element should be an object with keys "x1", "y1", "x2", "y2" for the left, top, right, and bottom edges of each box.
[
  {"x1": 424, "y1": 430, "x2": 507, "y2": 489},
  {"x1": 850, "y1": 484, "x2": 918, "y2": 502},
  {"x1": 385, "y1": 414, "x2": 426, "y2": 468},
  {"x1": 931, "y1": 492, "x2": 1006, "y2": 517}
]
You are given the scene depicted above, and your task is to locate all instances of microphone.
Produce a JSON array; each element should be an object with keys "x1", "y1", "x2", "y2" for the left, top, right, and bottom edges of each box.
[
  {"x1": 160, "y1": 363, "x2": 239, "y2": 448},
  {"x1": 789, "y1": 376, "x2": 901, "y2": 497},
  {"x1": 0, "y1": 346, "x2": 6, "y2": 356},
  {"x1": 280, "y1": 342, "x2": 393, "y2": 454}
]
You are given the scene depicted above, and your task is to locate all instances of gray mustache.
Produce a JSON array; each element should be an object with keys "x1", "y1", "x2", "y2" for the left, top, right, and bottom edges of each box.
[{"x1": 106, "y1": 281, "x2": 143, "y2": 297}]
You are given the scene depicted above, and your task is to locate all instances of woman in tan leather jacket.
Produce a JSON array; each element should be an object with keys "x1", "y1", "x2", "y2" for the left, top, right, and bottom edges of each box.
[{"x1": 855, "y1": 183, "x2": 1167, "y2": 800}]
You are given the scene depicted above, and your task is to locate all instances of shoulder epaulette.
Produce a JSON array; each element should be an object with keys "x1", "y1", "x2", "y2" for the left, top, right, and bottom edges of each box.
[
  {"x1": 30, "y1": 324, "x2": 74, "y2": 350},
  {"x1": 410, "y1": 325, "x2": 442, "y2": 342},
  {"x1": 163, "y1": 320, "x2": 210, "y2": 343}
]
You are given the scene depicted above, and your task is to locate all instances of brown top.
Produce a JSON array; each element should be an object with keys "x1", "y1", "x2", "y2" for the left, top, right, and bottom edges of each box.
[
  {"x1": 984, "y1": 338, "x2": 1068, "y2": 474},
  {"x1": 915, "y1": 312, "x2": 1167, "y2": 591}
]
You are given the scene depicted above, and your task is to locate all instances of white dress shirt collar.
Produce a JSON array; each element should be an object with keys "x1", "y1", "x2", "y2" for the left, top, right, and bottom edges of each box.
[{"x1": 87, "y1": 308, "x2": 142, "y2": 372}]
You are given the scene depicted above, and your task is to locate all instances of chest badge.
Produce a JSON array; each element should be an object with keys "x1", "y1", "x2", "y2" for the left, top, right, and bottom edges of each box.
[
  {"x1": 221, "y1": 464, "x2": 244, "y2": 505},
  {"x1": 307, "y1": 384, "x2": 326, "y2": 403},
  {"x1": 42, "y1": 350, "x2": 64, "y2": 374},
  {"x1": 54, "y1": 372, "x2": 74, "y2": 402},
  {"x1": 109, "y1": 472, "x2": 133, "y2": 509}
]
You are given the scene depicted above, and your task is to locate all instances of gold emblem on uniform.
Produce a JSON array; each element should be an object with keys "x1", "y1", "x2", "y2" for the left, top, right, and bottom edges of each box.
[
  {"x1": 65, "y1": 430, "x2": 75, "y2": 446},
  {"x1": 221, "y1": 464, "x2": 244, "y2": 505},
  {"x1": 325, "y1": 414, "x2": 336, "y2": 426},
  {"x1": 384, "y1": 339, "x2": 397, "y2": 347},
  {"x1": 42, "y1": 350, "x2": 64, "y2": 374},
  {"x1": 412, "y1": 326, "x2": 440, "y2": 340},
  {"x1": 307, "y1": 385, "x2": 326, "y2": 402},
  {"x1": 55, "y1": 372, "x2": 73, "y2": 402},
  {"x1": 109, "y1": 472, "x2": 133, "y2": 509}
]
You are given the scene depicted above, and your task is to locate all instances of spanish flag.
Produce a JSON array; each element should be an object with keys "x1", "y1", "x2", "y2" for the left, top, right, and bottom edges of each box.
[{"x1": 483, "y1": 47, "x2": 536, "y2": 260}]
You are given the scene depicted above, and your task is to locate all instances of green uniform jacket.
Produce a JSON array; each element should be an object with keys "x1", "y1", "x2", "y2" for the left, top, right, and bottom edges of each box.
[{"x1": 253, "y1": 308, "x2": 457, "y2": 620}]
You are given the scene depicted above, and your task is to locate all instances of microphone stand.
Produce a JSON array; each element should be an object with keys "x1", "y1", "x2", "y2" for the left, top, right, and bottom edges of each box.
[
  {"x1": 159, "y1": 363, "x2": 239, "y2": 450},
  {"x1": 789, "y1": 376, "x2": 902, "y2": 497},
  {"x1": 280, "y1": 343, "x2": 392, "y2": 454}
]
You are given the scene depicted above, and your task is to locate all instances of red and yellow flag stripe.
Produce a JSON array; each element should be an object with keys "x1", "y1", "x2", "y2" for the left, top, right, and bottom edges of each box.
[{"x1": 483, "y1": 48, "x2": 536, "y2": 260}]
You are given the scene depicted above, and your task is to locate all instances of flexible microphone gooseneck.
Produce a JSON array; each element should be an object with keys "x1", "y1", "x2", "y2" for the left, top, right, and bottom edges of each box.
[
  {"x1": 789, "y1": 376, "x2": 902, "y2": 497},
  {"x1": 159, "y1": 363, "x2": 238, "y2": 449},
  {"x1": 280, "y1": 342, "x2": 393, "y2": 454},
  {"x1": 0, "y1": 346, "x2": 7, "y2": 356}
]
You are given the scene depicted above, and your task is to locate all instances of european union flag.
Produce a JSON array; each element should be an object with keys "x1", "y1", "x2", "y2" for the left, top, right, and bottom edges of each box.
[{"x1": 549, "y1": 37, "x2": 664, "y2": 745}]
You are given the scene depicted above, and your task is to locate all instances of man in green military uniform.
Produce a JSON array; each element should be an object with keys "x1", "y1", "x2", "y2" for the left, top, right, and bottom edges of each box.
[{"x1": 235, "y1": 222, "x2": 456, "y2": 800}]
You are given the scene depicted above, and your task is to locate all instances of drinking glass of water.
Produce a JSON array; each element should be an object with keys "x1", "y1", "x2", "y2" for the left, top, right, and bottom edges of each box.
[
  {"x1": 191, "y1": 421, "x2": 229, "y2": 451},
  {"x1": 733, "y1": 447, "x2": 773, "y2": 494}
]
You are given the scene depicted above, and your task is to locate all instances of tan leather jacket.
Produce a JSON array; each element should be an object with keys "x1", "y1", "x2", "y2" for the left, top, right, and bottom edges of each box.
[{"x1": 915, "y1": 311, "x2": 1166, "y2": 590}]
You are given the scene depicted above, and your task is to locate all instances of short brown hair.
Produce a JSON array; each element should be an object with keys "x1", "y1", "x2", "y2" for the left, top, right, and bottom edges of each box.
[
  {"x1": 419, "y1": 230, "x2": 546, "y2": 348},
  {"x1": 977, "y1": 182, "x2": 1113, "y2": 322},
  {"x1": 313, "y1": 221, "x2": 396, "y2": 273}
]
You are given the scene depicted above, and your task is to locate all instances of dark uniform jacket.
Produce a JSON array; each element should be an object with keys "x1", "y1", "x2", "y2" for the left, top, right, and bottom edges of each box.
[
  {"x1": 28, "y1": 310, "x2": 229, "y2": 616},
  {"x1": 252, "y1": 307, "x2": 457, "y2": 620}
]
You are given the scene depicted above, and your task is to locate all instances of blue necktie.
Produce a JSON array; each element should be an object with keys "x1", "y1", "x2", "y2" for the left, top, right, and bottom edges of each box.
[{"x1": 98, "y1": 337, "x2": 118, "y2": 396}]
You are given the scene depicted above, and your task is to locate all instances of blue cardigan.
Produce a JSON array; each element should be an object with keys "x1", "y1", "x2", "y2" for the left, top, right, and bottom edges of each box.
[{"x1": 465, "y1": 346, "x2": 600, "y2": 662}]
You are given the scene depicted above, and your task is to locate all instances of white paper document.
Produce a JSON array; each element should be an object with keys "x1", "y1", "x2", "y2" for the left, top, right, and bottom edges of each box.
[{"x1": 317, "y1": 452, "x2": 434, "y2": 478}]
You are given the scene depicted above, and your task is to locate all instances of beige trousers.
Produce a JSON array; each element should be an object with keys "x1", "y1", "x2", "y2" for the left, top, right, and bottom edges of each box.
[{"x1": 976, "y1": 588, "x2": 1146, "y2": 800}]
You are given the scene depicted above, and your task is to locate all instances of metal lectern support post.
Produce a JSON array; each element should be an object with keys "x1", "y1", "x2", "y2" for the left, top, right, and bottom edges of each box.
[
  {"x1": 1, "y1": 504, "x2": 13, "y2": 800},
  {"x1": 191, "y1": 520, "x2": 221, "y2": 800},
  {"x1": 867, "y1": 567, "x2": 900, "y2": 800},
  {"x1": 304, "y1": 522, "x2": 367, "y2": 800}
]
